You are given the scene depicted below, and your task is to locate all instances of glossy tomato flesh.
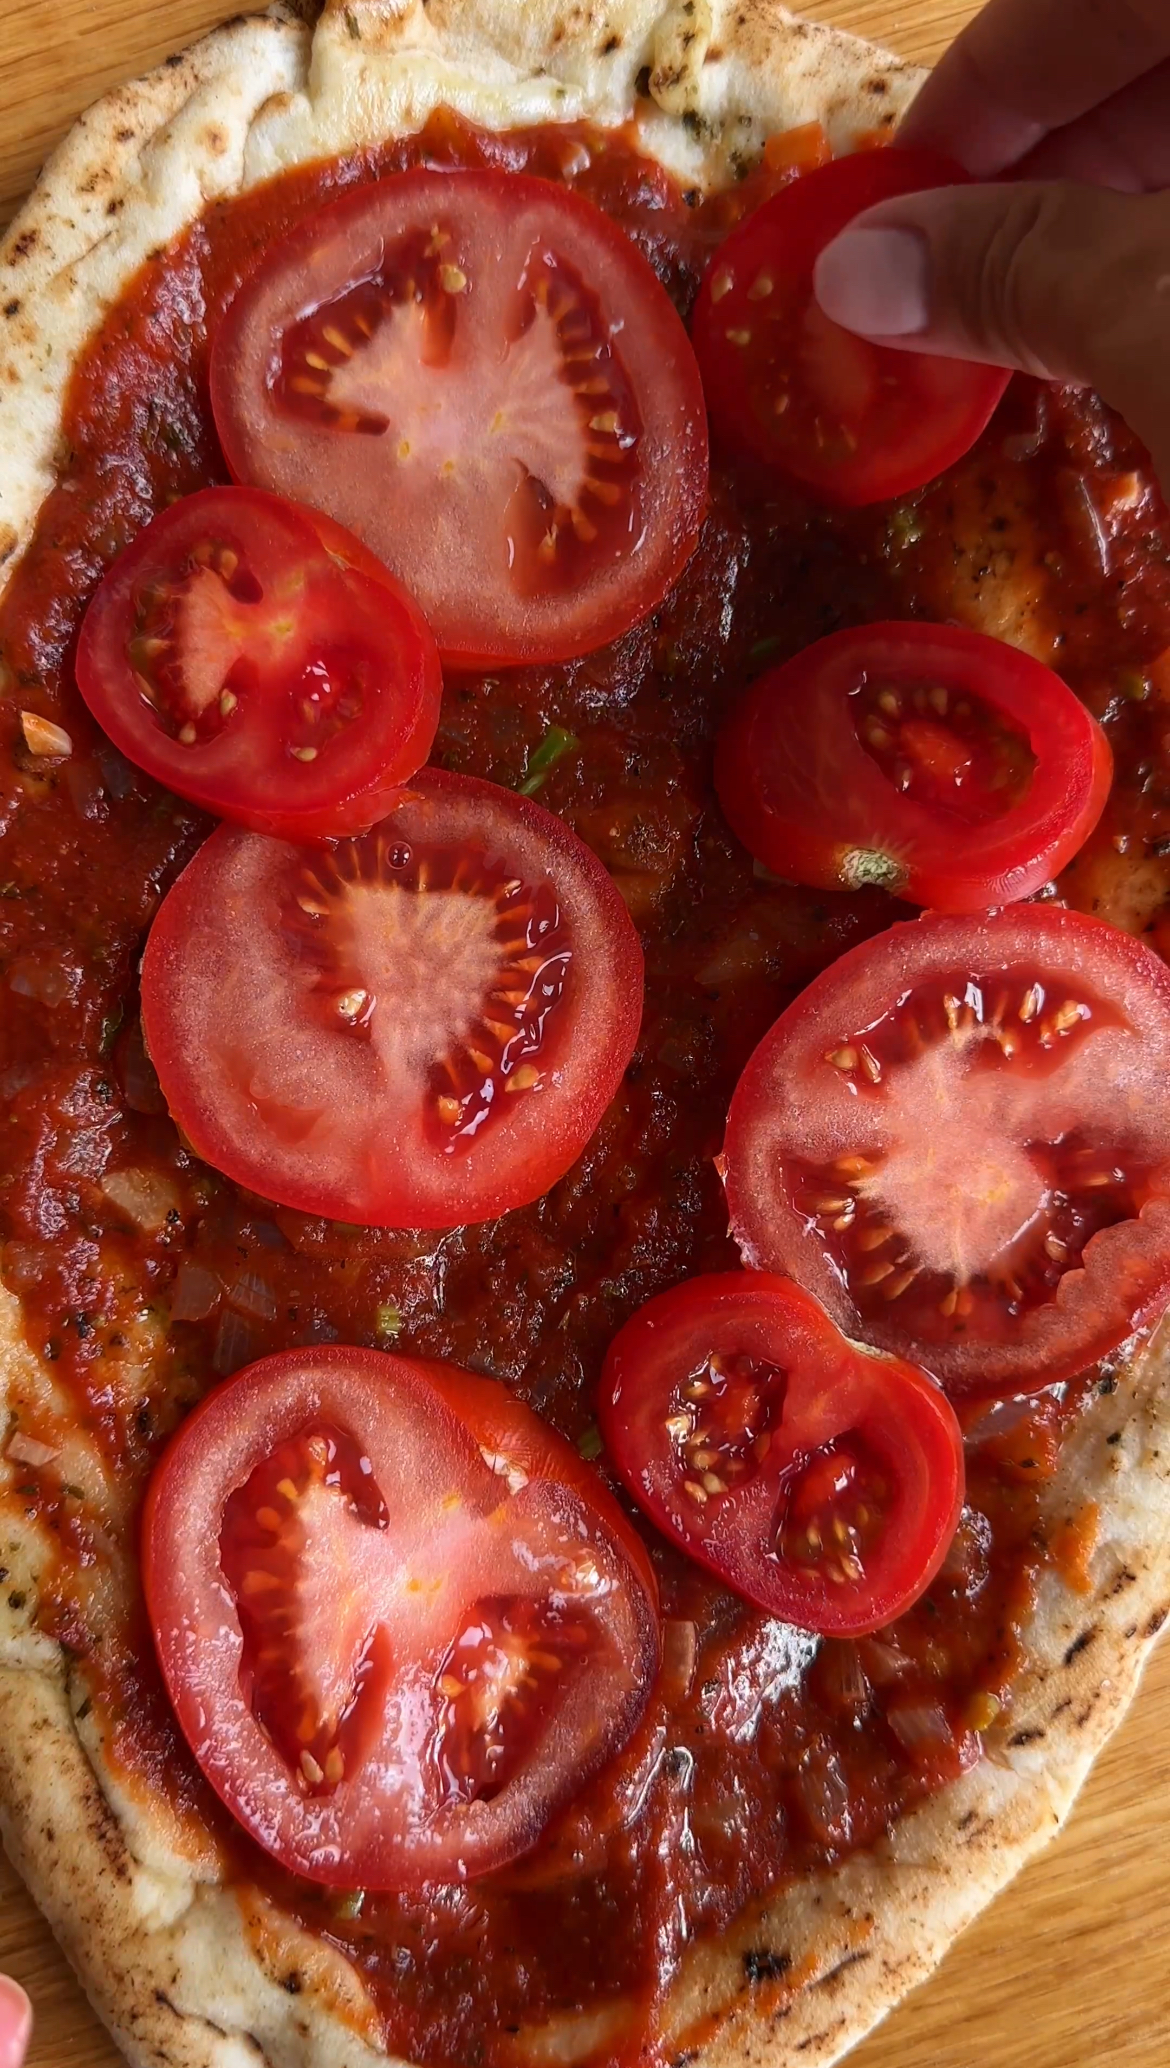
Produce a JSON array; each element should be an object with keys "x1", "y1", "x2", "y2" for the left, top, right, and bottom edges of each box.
[
  {"x1": 75, "y1": 487, "x2": 441, "y2": 839},
  {"x1": 211, "y1": 169, "x2": 708, "y2": 666},
  {"x1": 143, "y1": 1346, "x2": 659, "y2": 1887},
  {"x1": 691, "y1": 148, "x2": 1010, "y2": 504},
  {"x1": 723, "y1": 906, "x2": 1170, "y2": 1392},
  {"x1": 716, "y1": 621, "x2": 1112, "y2": 911},
  {"x1": 139, "y1": 767, "x2": 644, "y2": 1227},
  {"x1": 600, "y1": 1272, "x2": 964, "y2": 1636}
]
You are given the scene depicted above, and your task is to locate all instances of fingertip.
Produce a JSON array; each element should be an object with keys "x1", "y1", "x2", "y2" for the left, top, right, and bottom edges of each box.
[
  {"x1": 813, "y1": 226, "x2": 930, "y2": 339},
  {"x1": 0, "y1": 1977, "x2": 31, "y2": 2068}
]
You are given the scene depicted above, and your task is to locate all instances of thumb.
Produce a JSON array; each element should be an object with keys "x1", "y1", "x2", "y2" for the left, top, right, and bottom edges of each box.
[
  {"x1": 0, "y1": 1977, "x2": 30, "y2": 2068},
  {"x1": 813, "y1": 180, "x2": 1170, "y2": 489}
]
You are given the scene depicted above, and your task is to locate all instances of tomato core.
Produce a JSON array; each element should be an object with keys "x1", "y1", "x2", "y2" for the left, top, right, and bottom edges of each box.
[
  {"x1": 291, "y1": 828, "x2": 571, "y2": 1155},
  {"x1": 141, "y1": 769, "x2": 642, "y2": 1227},
  {"x1": 222, "y1": 1423, "x2": 393, "y2": 1795},
  {"x1": 278, "y1": 238, "x2": 643, "y2": 602},
  {"x1": 787, "y1": 965, "x2": 1143, "y2": 1350},
  {"x1": 127, "y1": 537, "x2": 375, "y2": 760}
]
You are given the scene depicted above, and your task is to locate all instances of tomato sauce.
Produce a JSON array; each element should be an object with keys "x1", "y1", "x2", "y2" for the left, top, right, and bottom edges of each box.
[{"x1": 2, "y1": 110, "x2": 1169, "y2": 2068}]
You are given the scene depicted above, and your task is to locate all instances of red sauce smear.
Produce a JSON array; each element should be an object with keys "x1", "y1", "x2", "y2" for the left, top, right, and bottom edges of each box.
[{"x1": 2, "y1": 108, "x2": 1169, "y2": 2068}]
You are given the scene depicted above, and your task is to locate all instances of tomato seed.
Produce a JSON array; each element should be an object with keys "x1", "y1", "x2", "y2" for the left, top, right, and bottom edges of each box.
[
  {"x1": 856, "y1": 1224, "x2": 894, "y2": 1252},
  {"x1": 883, "y1": 1268, "x2": 918, "y2": 1301},
  {"x1": 242, "y1": 1568, "x2": 280, "y2": 1595}
]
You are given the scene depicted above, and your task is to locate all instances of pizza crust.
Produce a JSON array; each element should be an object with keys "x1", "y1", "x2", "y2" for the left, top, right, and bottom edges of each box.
[{"x1": 2, "y1": 5, "x2": 1168, "y2": 2067}]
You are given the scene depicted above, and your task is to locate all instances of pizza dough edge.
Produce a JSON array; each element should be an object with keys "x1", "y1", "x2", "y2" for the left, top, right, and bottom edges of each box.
[{"x1": 2, "y1": 4, "x2": 1168, "y2": 2066}]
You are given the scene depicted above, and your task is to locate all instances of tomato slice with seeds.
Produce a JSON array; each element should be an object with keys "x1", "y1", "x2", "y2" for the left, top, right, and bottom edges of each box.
[
  {"x1": 600, "y1": 1272, "x2": 963, "y2": 1637},
  {"x1": 143, "y1": 1347, "x2": 659, "y2": 1887},
  {"x1": 716, "y1": 622, "x2": 1112, "y2": 911},
  {"x1": 74, "y1": 487, "x2": 441, "y2": 840},
  {"x1": 211, "y1": 170, "x2": 708, "y2": 666},
  {"x1": 691, "y1": 149, "x2": 1010, "y2": 505},
  {"x1": 723, "y1": 907, "x2": 1170, "y2": 1393},
  {"x1": 140, "y1": 768, "x2": 643, "y2": 1227}
]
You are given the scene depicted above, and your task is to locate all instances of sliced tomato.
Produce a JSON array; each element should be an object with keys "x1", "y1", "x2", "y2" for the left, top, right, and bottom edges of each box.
[
  {"x1": 716, "y1": 622, "x2": 1112, "y2": 911},
  {"x1": 423, "y1": 1361, "x2": 660, "y2": 1608},
  {"x1": 691, "y1": 149, "x2": 1010, "y2": 505},
  {"x1": 143, "y1": 1346, "x2": 659, "y2": 1887},
  {"x1": 139, "y1": 768, "x2": 644, "y2": 1227},
  {"x1": 723, "y1": 906, "x2": 1170, "y2": 1393},
  {"x1": 600, "y1": 1272, "x2": 963, "y2": 1636},
  {"x1": 74, "y1": 487, "x2": 441, "y2": 840},
  {"x1": 210, "y1": 170, "x2": 708, "y2": 666}
]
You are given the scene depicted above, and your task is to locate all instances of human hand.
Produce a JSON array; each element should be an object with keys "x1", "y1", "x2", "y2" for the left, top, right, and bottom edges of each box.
[
  {"x1": 0, "y1": 1978, "x2": 30, "y2": 2068},
  {"x1": 811, "y1": 0, "x2": 1170, "y2": 489}
]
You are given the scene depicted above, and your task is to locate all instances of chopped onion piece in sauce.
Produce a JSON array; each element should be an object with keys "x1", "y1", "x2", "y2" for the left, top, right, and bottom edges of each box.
[
  {"x1": 100, "y1": 1166, "x2": 181, "y2": 1230},
  {"x1": 20, "y1": 710, "x2": 72, "y2": 759},
  {"x1": 6, "y1": 1430, "x2": 60, "y2": 1469}
]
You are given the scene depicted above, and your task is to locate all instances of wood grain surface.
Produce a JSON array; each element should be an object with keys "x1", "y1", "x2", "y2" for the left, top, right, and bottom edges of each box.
[{"x1": 2, "y1": 1, "x2": 1169, "y2": 2064}]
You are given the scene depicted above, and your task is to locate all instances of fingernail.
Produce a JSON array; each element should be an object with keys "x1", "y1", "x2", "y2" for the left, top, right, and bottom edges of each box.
[
  {"x1": 813, "y1": 227, "x2": 930, "y2": 337},
  {"x1": 0, "y1": 1977, "x2": 31, "y2": 2068}
]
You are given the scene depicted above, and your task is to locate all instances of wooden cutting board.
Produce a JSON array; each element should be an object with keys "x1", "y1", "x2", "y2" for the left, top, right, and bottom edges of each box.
[{"x1": 2, "y1": 1, "x2": 1169, "y2": 2063}]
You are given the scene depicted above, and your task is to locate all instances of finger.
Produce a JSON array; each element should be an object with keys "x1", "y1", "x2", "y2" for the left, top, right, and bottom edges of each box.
[
  {"x1": 898, "y1": 0, "x2": 1170, "y2": 174},
  {"x1": 812, "y1": 180, "x2": 1170, "y2": 490},
  {"x1": 1014, "y1": 59, "x2": 1170, "y2": 191},
  {"x1": 0, "y1": 1978, "x2": 31, "y2": 2068}
]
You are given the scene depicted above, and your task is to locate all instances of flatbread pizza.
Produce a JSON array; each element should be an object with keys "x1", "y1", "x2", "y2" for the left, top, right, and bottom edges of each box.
[{"x1": 2, "y1": 5, "x2": 1170, "y2": 2068}]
